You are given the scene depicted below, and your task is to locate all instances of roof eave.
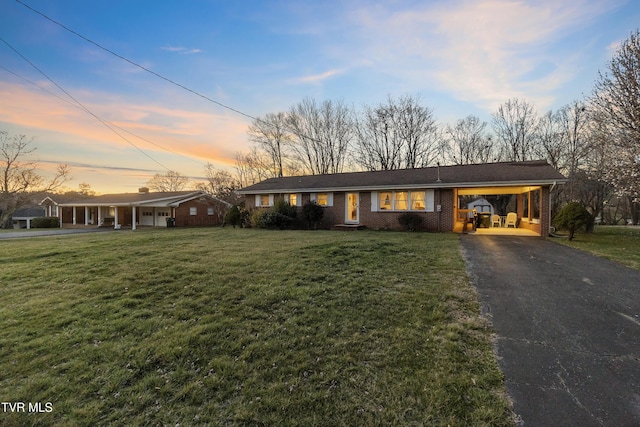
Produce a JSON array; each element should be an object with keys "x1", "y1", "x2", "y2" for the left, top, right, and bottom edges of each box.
[{"x1": 238, "y1": 178, "x2": 567, "y2": 194}]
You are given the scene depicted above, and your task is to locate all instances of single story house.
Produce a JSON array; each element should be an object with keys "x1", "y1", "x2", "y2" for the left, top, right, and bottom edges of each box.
[
  {"x1": 40, "y1": 188, "x2": 231, "y2": 230},
  {"x1": 238, "y1": 160, "x2": 567, "y2": 236}
]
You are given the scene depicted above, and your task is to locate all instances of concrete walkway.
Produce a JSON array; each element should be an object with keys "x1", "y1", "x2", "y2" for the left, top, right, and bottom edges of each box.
[{"x1": 461, "y1": 235, "x2": 640, "y2": 426}]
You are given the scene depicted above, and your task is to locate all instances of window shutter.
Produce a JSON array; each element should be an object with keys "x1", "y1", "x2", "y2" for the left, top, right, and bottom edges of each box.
[
  {"x1": 371, "y1": 191, "x2": 378, "y2": 211},
  {"x1": 268, "y1": 194, "x2": 274, "y2": 206},
  {"x1": 310, "y1": 193, "x2": 317, "y2": 203},
  {"x1": 296, "y1": 193, "x2": 302, "y2": 206},
  {"x1": 327, "y1": 193, "x2": 334, "y2": 206},
  {"x1": 255, "y1": 195, "x2": 261, "y2": 207},
  {"x1": 426, "y1": 190, "x2": 435, "y2": 212}
]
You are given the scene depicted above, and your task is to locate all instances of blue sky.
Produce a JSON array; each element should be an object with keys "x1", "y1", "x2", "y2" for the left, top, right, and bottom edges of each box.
[{"x1": 1, "y1": 0, "x2": 638, "y2": 193}]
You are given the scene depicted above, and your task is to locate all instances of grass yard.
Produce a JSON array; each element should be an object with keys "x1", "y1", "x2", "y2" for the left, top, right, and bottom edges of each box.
[
  {"x1": 555, "y1": 225, "x2": 640, "y2": 270},
  {"x1": 0, "y1": 228, "x2": 513, "y2": 426}
]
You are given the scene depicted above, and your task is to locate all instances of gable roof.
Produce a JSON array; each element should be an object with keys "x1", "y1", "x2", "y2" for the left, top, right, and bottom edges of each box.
[
  {"x1": 238, "y1": 160, "x2": 567, "y2": 194},
  {"x1": 49, "y1": 191, "x2": 231, "y2": 208}
]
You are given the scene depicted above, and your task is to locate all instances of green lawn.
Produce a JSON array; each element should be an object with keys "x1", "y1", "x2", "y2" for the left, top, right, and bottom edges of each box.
[
  {"x1": 0, "y1": 228, "x2": 513, "y2": 426},
  {"x1": 555, "y1": 225, "x2": 640, "y2": 270}
]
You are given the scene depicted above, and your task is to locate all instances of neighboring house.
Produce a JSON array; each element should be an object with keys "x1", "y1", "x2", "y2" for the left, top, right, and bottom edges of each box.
[
  {"x1": 40, "y1": 188, "x2": 231, "y2": 230},
  {"x1": 11, "y1": 207, "x2": 46, "y2": 229},
  {"x1": 238, "y1": 160, "x2": 567, "y2": 236}
]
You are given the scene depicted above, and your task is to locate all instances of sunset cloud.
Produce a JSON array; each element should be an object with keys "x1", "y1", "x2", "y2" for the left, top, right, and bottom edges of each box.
[
  {"x1": 292, "y1": 69, "x2": 343, "y2": 84},
  {"x1": 344, "y1": 0, "x2": 623, "y2": 112},
  {"x1": 161, "y1": 46, "x2": 203, "y2": 55}
]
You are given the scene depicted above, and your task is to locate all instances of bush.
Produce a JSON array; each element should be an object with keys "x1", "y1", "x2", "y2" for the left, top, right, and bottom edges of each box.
[
  {"x1": 224, "y1": 206, "x2": 243, "y2": 228},
  {"x1": 257, "y1": 212, "x2": 293, "y2": 229},
  {"x1": 272, "y1": 199, "x2": 297, "y2": 219},
  {"x1": 553, "y1": 202, "x2": 593, "y2": 240},
  {"x1": 30, "y1": 217, "x2": 59, "y2": 228},
  {"x1": 301, "y1": 201, "x2": 324, "y2": 229},
  {"x1": 398, "y1": 212, "x2": 423, "y2": 231}
]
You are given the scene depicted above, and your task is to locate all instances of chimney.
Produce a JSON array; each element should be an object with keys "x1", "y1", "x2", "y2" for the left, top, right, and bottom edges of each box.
[{"x1": 138, "y1": 187, "x2": 149, "y2": 194}]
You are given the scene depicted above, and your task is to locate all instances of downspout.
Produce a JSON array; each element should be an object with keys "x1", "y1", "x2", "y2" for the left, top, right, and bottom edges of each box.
[
  {"x1": 437, "y1": 189, "x2": 441, "y2": 232},
  {"x1": 548, "y1": 181, "x2": 557, "y2": 236}
]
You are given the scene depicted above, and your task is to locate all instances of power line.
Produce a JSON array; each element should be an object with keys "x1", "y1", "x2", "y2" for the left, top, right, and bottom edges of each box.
[
  {"x1": 0, "y1": 63, "x2": 207, "y2": 168},
  {"x1": 0, "y1": 34, "x2": 172, "y2": 171},
  {"x1": 14, "y1": 0, "x2": 328, "y2": 153},
  {"x1": 15, "y1": 0, "x2": 259, "y2": 122}
]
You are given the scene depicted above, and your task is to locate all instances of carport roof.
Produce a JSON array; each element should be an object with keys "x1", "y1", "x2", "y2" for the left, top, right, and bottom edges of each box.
[
  {"x1": 50, "y1": 191, "x2": 218, "y2": 207},
  {"x1": 238, "y1": 160, "x2": 567, "y2": 194}
]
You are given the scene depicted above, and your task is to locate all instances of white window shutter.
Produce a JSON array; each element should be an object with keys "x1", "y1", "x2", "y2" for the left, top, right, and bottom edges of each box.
[
  {"x1": 426, "y1": 190, "x2": 435, "y2": 212},
  {"x1": 371, "y1": 191, "x2": 378, "y2": 211},
  {"x1": 255, "y1": 195, "x2": 261, "y2": 207},
  {"x1": 310, "y1": 193, "x2": 317, "y2": 203},
  {"x1": 327, "y1": 193, "x2": 334, "y2": 206},
  {"x1": 296, "y1": 193, "x2": 302, "y2": 206},
  {"x1": 268, "y1": 194, "x2": 274, "y2": 206}
]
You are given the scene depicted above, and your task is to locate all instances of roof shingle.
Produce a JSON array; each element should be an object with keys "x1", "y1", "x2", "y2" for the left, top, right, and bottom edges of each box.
[{"x1": 239, "y1": 160, "x2": 566, "y2": 193}]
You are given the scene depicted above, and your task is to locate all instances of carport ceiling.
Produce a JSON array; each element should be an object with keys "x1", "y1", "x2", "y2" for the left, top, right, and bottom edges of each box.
[{"x1": 457, "y1": 186, "x2": 541, "y2": 195}]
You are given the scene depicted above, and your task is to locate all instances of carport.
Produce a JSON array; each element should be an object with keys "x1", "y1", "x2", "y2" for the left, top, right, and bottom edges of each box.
[{"x1": 454, "y1": 184, "x2": 550, "y2": 236}]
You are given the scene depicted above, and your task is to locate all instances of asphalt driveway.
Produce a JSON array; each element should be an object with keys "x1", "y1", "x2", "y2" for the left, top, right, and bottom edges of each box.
[{"x1": 461, "y1": 235, "x2": 640, "y2": 426}]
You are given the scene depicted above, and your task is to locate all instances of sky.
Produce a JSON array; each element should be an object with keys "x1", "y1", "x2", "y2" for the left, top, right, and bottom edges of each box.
[{"x1": 1, "y1": 0, "x2": 639, "y2": 194}]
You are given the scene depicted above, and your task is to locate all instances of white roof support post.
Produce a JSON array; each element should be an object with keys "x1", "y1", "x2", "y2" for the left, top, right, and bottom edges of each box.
[{"x1": 132, "y1": 206, "x2": 137, "y2": 231}]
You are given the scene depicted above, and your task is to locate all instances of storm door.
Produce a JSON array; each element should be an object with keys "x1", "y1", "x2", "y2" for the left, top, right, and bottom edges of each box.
[{"x1": 346, "y1": 193, "x2": 359, "y2": 223}]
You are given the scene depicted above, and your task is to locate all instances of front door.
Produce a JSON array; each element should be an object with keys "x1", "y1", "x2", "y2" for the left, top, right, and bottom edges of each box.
[{"x1": 346, "y1": 193, "x2": 359, "y2": 223}]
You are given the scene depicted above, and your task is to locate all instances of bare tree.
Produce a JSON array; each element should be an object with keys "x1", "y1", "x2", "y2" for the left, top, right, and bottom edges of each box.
[
  {"x1": 0, "y1": 132, "x2": 70, "y2": 228},
  {"x1": 234, "y1": 147, "x2": 278, "y2": 188},
  {"x1": 353, "y1": 95, "x2": 441, "y2": 170},
  {"x1": 444, "y1": 115, "x2": 494, "y2": 165},
  {"x1": 353, "y1": 100, "x2": 403, "y2": 170},
  {"x1": 591, "y1": 29, "x2": 640, "y2": 216},
  {"x1": 393, "y1": 94, "x2": 441, "y2": 168},
  {"x1": 287, "y1": 97, "x2": 353, "y2": 175},
  {"x1": 492, "y1": 98, "x2": 539, "y2": 161},
  {"x1": 195, "y1": 163, "x2": 239, "y2": 204},
  {"x1": 146, "y1": 170, "x2": 189, "y2": 192},
  {"x1": 558, "y1": 101, "x2": 591, "y2": 175},
  {"x1": 247, "y1": 112, "x2": 292, "y2": 177},
  {"x1": 534, "y1": 110, "x2": 565, "y2": 172}
]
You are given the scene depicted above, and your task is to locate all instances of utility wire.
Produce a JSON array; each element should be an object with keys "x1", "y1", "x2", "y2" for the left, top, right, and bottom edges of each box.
[
  {"x1": 15, "y1": 0, "x2": 328, "y2": 151},
  {"x1": 16, "y1": 0, "x2": 259, "y2": 122},
  {"x1": 0, "y1": 35, "x2": 172, "y2": 171},
  {"x1": 0, "y1": 63, "x2": 207, "y2": 168}
]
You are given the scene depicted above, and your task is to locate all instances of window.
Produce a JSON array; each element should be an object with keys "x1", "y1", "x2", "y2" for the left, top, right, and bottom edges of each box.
[
  {"x1": 288, "y1": 194, "x2": 297, "y2": 206},
  {"x1": 394, "y1": 191, "x2": 408, "y2": 210},
  {"x1": 411, "y1": 191, "x2": 426, "y2": 210},
  {"x1": 532, "y1": 189, "x2": 541, "y2": 220},
  {"x1": 316, "y1": 193, "x2": 328, "y2": 206},
  {"x1": 523, "y1": 193, "x2": 529, "y2": 218},
  {"x1": 379, "y1": 192, "x2": 392, "y2": 210},
  {"x1": 372, "y1": 190, "x2": 434, "y2": 212},
  {"x1": 261, "y1": 195, "x2": 270, "y2": 207},
  {"x1": 190, "y1": 207, "x2": 197, "y2": 216},
  {"x1": 158, "y1": 211, "x2": 169, "y2": 217},
  {"x1": 207, "y1": 207, "x2": 214, "y2": 216}
]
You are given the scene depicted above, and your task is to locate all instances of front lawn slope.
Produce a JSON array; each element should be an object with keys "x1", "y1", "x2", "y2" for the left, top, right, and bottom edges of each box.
[{"x1": 0, "y1": 229, "x2": 513, "y2": 426}]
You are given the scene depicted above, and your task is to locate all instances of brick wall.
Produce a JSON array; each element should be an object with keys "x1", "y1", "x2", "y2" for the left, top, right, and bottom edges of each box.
[
  {"x1": 245, "y1": 190, "x2": 455, "y2": 231},
  {"x1": 175, "y1": 199, "x2": 227, "y2": 227}
]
